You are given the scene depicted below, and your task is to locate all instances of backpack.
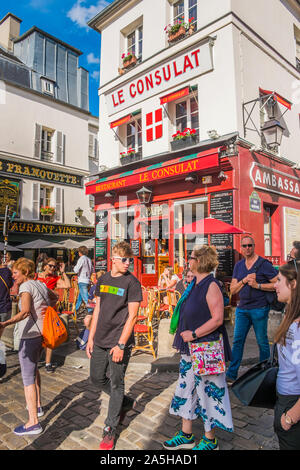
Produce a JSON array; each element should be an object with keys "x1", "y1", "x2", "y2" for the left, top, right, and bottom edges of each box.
[
  {"x1": 42, "y1": 306, "x2": 68, "y2": 349},
  {"x1": 253, "y1": 258, "x2": 285, "y2": 312}
]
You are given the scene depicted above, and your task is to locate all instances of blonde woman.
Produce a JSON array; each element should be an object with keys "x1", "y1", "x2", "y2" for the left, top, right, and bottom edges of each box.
[
  {"x1": 163, "y1": 246, "x2": 233, "y2": 451},
  {"x1": 0, "y1": 258, "x2": 57, "y2": 436}
]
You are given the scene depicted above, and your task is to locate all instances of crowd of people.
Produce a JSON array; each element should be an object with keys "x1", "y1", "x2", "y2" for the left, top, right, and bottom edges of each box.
[{"x1": 0, "y1": 238, "x2": 299, "y2": 450}]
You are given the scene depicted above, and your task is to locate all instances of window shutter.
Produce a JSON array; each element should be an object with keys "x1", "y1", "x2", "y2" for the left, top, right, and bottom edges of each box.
[
  {"x1": 89, "y1": 134, "x2": 93, "y2": 158},
  {"x1": 54, "y1": 187, "x2": 63, "y2": 223},
  {"x1": 94, "y1": 137, "x2": 98, "y2": 160},
  {"x1": 56, "y1": 131, "x2": 65, "y2": 164},
  {"x1": 34, "y1": 124, "x2": 42, "y2": 159},
  {"x1": 32, "y1": 182, "x2": 40, "y2": 220}
]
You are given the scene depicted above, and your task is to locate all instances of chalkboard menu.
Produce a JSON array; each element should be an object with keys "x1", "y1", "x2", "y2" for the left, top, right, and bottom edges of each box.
[
  {"x1": 95, "y1": 211, "x2": 108, "y2": 272},
  {"x1": 210, "y1": 191, "x2": 234, "y2": 277},
  {"x1": 131, "y1": 239, "x2": 140, "y2": 257}
]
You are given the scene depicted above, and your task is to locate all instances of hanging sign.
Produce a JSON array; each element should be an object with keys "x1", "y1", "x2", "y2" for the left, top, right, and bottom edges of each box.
[{"x1": 250, "y1": 162, "x2": 300, "y2": 200}]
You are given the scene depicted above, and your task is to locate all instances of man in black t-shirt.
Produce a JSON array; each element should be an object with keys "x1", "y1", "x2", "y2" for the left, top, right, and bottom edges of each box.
[{"x1": 86, "y1": 241, "x2": 142, "y2": 451}]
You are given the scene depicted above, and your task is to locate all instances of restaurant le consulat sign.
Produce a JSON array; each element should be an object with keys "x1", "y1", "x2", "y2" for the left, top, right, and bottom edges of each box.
[{"x1": 105, "y1": 40, "x2": 214, "y2": 116}]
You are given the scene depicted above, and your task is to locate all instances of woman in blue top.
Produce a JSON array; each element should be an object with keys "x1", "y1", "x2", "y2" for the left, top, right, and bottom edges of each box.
[
  {"x1": 163, "y1": 246, "x2": 233, "y2": 451},
  {"x1": 273, "y1": 261, "x2": 300, "y2": 450}
]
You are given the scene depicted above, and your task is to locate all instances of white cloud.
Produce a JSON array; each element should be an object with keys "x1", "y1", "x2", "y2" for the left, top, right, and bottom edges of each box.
[
  {"x1": 67, "y1": 0, "x2": 109, "y2": 30},
  {"x1": 91, "y1": 70, "x2": 100, "y2": 81},
  {"x1": 87, "y1": 52, "x2": 100, "y2": 64}
]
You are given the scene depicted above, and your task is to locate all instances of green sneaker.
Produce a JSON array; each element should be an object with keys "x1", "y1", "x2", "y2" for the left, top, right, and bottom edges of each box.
[
  {"x1": 193, "y1": 436, "x2": 219, "y2": 450},
  {"x1": 163, "y1": 430, "x2": 195, "y2": 450}
]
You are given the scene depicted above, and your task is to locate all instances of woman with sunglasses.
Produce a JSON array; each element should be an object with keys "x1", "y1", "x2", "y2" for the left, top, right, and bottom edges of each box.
[
  {"x1": 37, "y1": 258, "x2": 71, "y2": 372},
  {"x1": 273, "y1": 261, "x2": 300, "y2": 450}
]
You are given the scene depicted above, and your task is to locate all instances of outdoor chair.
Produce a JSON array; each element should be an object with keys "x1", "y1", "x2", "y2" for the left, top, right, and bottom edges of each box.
[
  {"x1": 60, "y1": 286, "x2": 79, "y2": 333},
  {"x1": 166, "y1": 289, "x2": 181, "y2": 317},
  {"x1": 137, "y1": 286, "x2": 149, "y2": 322},
  {"x1": 54, "y1": 287, "x2": 67, "y2": 311},
  {"x1": 133, "y1": 299, "x2": 157, "y2": 359}
]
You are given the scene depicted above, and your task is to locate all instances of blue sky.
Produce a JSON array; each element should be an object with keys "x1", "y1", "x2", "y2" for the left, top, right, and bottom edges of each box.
[{"x1": 0, "y1": 0, "x2": 115, "y2": 116}]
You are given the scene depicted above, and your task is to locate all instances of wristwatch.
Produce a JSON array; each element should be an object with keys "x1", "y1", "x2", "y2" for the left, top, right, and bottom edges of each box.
[
  {"x1": 117, "y1": 343, "x2": 125, "y2": 350},
  {"x1": 192, "y1": 330, "x2": 197, "y2": 340},
  {"x1": 258, "y1": 283, "x2": 262, "y2": 290},
  {"x1": 285, "y1": 413, "x2": 294, "y2": 426}
]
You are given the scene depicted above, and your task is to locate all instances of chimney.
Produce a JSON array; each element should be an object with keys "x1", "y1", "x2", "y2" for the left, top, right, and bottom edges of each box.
[{"x1": 0, "y1": 13, "x2": 22, "y2": 52}]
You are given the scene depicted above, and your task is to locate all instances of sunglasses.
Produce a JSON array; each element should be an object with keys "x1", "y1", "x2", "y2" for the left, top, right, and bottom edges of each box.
[
  {"x1": 47, "y1": 264, "x2": 56, "y2": 269},
  {"x1": 288, "y1": 258, "x2": 299, "y2": 273},
  {"x1": 113, "y1": 256, "x2": 134, "y2": 264},
  {"x1": 242, "y1": 244, "x2": 254, "y2": 248}
]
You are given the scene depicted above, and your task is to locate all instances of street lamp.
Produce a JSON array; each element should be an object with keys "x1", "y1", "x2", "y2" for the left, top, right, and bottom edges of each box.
[
  {"x1": 136, "y1": 186, "x2": 152, "y2": 204},
  {"x1": 75, "y1": 207, "x2": 83, "y2": 222},
  {"x1": 261, "y1": 119, "x2": 285, "y2": 151}
]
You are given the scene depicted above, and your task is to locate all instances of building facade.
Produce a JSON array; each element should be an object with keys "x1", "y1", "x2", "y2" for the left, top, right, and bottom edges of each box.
[
  {"x1": 86, "y1": 0, "x2": 300, "y2": 285},
  {"x1": 0, "y1": 13, "x2": 98, "y2": 254}
]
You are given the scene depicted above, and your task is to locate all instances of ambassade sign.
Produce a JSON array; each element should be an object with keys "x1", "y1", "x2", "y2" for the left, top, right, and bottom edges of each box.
[
  {"x1": 105, "y1": 40, "x2": 214, "y2": 116},
  {"x1": 250, "y1": 162, "x2": 300, "y2": 200}
]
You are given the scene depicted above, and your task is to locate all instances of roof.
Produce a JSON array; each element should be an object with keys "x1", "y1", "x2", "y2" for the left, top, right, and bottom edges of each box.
[
  {"x1": 13, "y1": 26, "x2": 83, "y2": 56},
  {"x1": 88, "y1": 0, "x2": 129, "y2": 31}
]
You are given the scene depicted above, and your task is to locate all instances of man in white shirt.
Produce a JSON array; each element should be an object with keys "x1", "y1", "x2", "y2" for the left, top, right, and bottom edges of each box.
[{"x1": 74, "y1": 246, "x2": 93, "y2": 312}]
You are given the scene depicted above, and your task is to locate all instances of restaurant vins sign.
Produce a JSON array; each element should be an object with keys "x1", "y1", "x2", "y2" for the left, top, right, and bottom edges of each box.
[
  {"x1": 250, "y1": 163, "x2": 300, "y2": 200},
  {"x1": 105, "y1": 40, "x2": 214, "y2": 116}
]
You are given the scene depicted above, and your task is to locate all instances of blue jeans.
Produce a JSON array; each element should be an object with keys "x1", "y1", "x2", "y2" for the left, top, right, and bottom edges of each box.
[
  {"x1": 226, "y1": 305, "x2": 270, "y2": 380},
  {"x1": 75, "y1": 282, "x2": 89, "y2": 311}
]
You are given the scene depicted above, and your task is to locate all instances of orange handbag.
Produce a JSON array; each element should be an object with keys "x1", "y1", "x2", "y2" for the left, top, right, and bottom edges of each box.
[{"x1": 42, "y1": 306, "x2": 68, "y2": 349}]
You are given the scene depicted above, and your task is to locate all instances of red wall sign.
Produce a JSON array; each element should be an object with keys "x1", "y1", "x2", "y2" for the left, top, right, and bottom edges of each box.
[
  {"x1": 160, "y1": 86, "x2": 190, "y2": 105},
  {"x1": 86, "y1": 151, "x2": 219, "y2": 195},
  {"x1": 110, "y1": 114, "x2": 132, "y2": 128},
  {"x1": 250, "y1": 162, "x2": 300, "y2": 200}
]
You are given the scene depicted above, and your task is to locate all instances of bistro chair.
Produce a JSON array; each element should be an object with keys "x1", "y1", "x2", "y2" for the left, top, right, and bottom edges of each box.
[
  {"x1": 71, "y1": 275, "x2": 78, "y2": 288},
  {"x1": 157, "y1": 289, "x2": 170, "y2": 319},
  {"x1": 133, "y1": 299, "x2": 157, "y2": 359},
  {"x1": 166, "y1": 289, "x2": 181, "y2": 317},
  {"x1": 60, "y1": 286, "x2": 79, "y2": 333},
  {"x1": 54, "y1": 287, "x2": 67, "y2": 311},
  {"x1": 137, "y1": 286, "x2": 149, "y2": 322}
]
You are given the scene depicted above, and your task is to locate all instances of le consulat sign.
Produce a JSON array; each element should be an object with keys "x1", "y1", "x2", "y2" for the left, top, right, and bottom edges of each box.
[{"x1": 0, "y1": 159, "x2": 83, "y2": 187}]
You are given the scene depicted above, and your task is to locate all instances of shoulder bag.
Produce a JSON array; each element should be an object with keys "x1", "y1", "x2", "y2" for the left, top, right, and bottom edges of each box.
[
  {"x1": 189, "y1": 334, "x2": 226, "y2": 376},
  {"x1": 231, "y1": 344, "x2": 278, "y2": 409}
]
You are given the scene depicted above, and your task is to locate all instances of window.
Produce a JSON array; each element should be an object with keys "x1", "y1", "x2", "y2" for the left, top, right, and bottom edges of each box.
[
  {"x1": 41, "y1": 78, "x2": 54, "y2": 96},
  {"x1": 40, "y1": 185, "x2": 53, "y2": 221},
  {"x1": 41, "y1": 128, "x2": 54, "y2": 162},
  {"x1": 173, "y1": 0, "x2": 197, "y2": 30},
  {"x1": 263, "y1": 205, "x2": 273, "y2": 256},
  {"x1": 296, "y1": 40, "x2": 300, "y2": 71},
  {"x1": 175, "y1": 95, "x2": 199, "y2": 137},
  {"x1": 126, "y1": 117, "x2": 142, "y2": 154},
  {"x1": 32, "y1": 182, "x2": 63, "y2": 222},
  {"x1": 34, "y1": 124, "x2": 65, "y2": 164},
  {"x1": 174, "y1": 196, "x2": 208, "y2": 270},
  {"x1": 127, "y1": 26, "x2": 143, "y2": 60},
  {"x1": 89, "y1": 134, "x2": 99, "y2": 160}
]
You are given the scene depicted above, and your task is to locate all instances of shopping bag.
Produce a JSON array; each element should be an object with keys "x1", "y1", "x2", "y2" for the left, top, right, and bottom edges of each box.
[
  {"x1": 42, "y1": 306, "x2": 68, "y2": 349},
  {"x1": 231, "y1": 345, "x2": 278, "y2": 409}
]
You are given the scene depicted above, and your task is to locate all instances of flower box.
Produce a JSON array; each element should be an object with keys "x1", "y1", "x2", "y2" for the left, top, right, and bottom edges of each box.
[
  {"x1": 120, "y1": 151, "x2": 142, "y2": 166},
  {"x1": 40, "y1": 206, "x2": 55, "y2": 216},
  {"x1": 123, "y1": 56, "x2": 137, "y2": 69},
  {"x1": 168, "y1": 25, "x2": 186, "y2": 43},
  {"x1": 170, "y1": 135, "x2": 198, "y2": 151}
]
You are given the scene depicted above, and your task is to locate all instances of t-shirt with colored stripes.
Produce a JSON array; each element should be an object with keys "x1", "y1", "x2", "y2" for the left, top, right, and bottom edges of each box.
[{"x1": 94, "y1": 271, "x2": 142, "y2": 348}]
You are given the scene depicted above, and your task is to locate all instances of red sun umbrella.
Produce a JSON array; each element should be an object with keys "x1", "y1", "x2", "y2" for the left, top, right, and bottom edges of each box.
[{"x1": 174, "y1": 217, "x2": 248, "y2": 235}]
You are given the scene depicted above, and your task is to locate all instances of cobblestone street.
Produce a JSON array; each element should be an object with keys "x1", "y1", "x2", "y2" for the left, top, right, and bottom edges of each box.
[{"x1": 0, "y1": 348, "x2": 279, "y2": 451}]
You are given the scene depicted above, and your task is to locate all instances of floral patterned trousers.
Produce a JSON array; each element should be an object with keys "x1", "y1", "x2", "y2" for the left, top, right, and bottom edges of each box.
[{"x1": 169, "y1": 354, "x2": 234, "y2": 433}]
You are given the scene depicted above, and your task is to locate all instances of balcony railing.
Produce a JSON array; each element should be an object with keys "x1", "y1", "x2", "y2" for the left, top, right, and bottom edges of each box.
[{"x1": 41, "y1": 150, "x2": 54, "y2": 162}]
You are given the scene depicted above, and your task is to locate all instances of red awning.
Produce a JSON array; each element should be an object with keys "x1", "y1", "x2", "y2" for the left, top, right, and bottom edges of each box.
[
  {"x1": 259, "y1": 88, "x2": 292, "y2": 110},
  {"x1": 110, "y1": 114, "x2": 132, "y2": 128},
  {"x1": 160, "y1": 86, "x2": 190, "y2": 105},
  {"x1": 174, "y1": 217, "x2": 248, "y2": 235}
]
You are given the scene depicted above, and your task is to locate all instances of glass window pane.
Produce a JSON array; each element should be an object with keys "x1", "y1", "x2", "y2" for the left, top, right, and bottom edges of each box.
[
  {"x1": 176, "y1": 101, "x2": 187, "y2": 118},
  {"x1": 127, "y1": 31, "x2": 136, "y2": 55},
  {"x1": 174, "y1": 0, "x2": 184, "y2": 21}
]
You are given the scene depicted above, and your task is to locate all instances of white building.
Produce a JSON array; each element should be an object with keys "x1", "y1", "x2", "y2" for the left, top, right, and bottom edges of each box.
[
  {"x1": 85, "y1": 0, "x2": 300, "y2": 283},
  {"x1": 0, "y1": 13, "x2": 99, "y2": 249},
  {"x1": 89, "y1": 0, "x2": 299, "y2": 168}
]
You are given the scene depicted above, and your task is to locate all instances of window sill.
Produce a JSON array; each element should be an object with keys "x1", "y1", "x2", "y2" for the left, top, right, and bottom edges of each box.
[
  {"x1": 120, "y1": 151, "x2": 142, "y2": 166},
  {"x1": 167, "y1": 26, "x2": 196, "y2": 46},
  {"x1": 170, "y1": 135, "x2": 199, "y2": 151}
]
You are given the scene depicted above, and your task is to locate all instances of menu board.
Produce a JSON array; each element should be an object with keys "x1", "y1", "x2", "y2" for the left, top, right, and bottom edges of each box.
[
  {"x1": 0, "y1": 179, "x2": 19, "y2": 217},
  {"x1": 131, "y1": 239, "x2": 140, "y2": 257},
  {"x1": 210, "y1": 191, "x2": 234, "y2": 277},
  {"x1": 95, "y1": 210, "x2": 108, "y2": 272}
]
